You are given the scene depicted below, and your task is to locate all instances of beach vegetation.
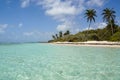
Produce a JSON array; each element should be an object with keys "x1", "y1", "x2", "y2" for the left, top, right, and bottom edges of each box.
[
  {"x1": 49, "y1": 8, "x2": 120, "y2": 42},
  {"x1": 102, "y1": 8, "x2": 116, "y2": 35},
  {"x1": 85, "y1": 9, "x2": 97, "y2": 40}
]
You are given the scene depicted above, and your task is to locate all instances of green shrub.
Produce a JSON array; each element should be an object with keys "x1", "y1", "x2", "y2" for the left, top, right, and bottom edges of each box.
[
  {"x1": 49, "y1": 26, "x2": 120, "y2": 42},
  {"x1": 110, "y1": 31, "x2": 120, "y2": 41},
  {"x1": 88, "y1": 33, "x2": 99, "y2": 41}
]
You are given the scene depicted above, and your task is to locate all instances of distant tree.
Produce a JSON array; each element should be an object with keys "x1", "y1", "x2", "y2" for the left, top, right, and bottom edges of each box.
[
  {"x1": 64, "y1": 30, "x2": 70, "y2": 36},
  {"x1": 102, "y1": 8, "x2": 116, "y2": 35},
  {"x1": 85, "y1": 9, "x2": 97, "y2": 40},
  {"x1": 52, "y1": 35, "x2": 56, "y2": 40},
  {"x1": 59, "y1": 31, "x2": 63, "y2": 37},
  {"x1": 110, "y1": 31, "x2": 120, "y2": 41},
  {"x1": 55, "y1": 34, "x2": 59, "y2": 39}
]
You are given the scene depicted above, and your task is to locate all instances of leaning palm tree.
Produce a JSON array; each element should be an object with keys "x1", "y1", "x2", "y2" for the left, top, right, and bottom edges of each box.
[
  {"x1": 102, "y1": 8, "x2": 116, "y2": 35},
  {"x1": 59, "y1": 31, "x2": 63, "y2": 38},
  {"x1": 55, "y1": 34, "x2": 59, "y2": 39},
  {"x1": 52, "y1": 35, "x2": 56, "y2": 40},
  {"x1": 66, "y1": 30, "x2": 70, "y2": 35},
  {"x1": 64, "y1": 30, "x2": 70, "y2": 36},
  {"x1": 85, "y1": 9, "x2": 97, "y2": 40}
]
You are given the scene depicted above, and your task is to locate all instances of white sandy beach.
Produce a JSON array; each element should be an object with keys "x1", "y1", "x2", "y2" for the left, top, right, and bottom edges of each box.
[{"x1": 51, "y1": 41, "x2": 120, "y2": 47}]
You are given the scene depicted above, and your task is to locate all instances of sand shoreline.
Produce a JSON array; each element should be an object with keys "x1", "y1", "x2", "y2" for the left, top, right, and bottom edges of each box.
[{"x1": 51, "y1": 41, "x2": 120, "y2": 47}]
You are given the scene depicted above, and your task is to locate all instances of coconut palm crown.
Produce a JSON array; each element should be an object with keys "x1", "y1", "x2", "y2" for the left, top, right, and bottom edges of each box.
[
  {"x1": 85, "y1": 9, "x2": 97, "y2": 40},
  {"x1": 102, "y1": 8, "x2": 116, "y2": 35},
  {"x1": 85, "y1": 9, "x2": 97, "y2": 23}
]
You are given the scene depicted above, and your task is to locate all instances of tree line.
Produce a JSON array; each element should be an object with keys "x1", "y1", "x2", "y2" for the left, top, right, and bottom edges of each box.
[
  {"x1": 49, "y1": 8, "x2": 120, "y2": 42},
  {"x1": 52, "y1": 30, "x2": 70, "y2": 40},
  {"x1": 85, "y1": 8, "x2": 116, "y2": 36}
]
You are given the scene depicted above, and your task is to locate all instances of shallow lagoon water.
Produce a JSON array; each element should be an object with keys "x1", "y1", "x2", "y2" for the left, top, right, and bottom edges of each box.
[{"x1": 0, "y1": 43, "x2": 120, "y2": 80}]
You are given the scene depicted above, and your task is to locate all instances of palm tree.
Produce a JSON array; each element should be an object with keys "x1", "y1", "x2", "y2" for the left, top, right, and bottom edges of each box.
[
  {"x1": 64, "y1": 30, "x2": 70, "y2": 36},
  {"x1": 59, "y1": 31, "x2": 63, "y2": 38},
  {"x1": 85, "y1": 9, "x2": 97, "y2": 40},
  {"x1": 55, "y1": 34, "x2": 58, "y2": 39},
  {"x1": 102, "y1": 8, "x2": 116, "y2": 35},
  {"x1": 52, "y1": 35, "x2": 56, "y2": 40}
]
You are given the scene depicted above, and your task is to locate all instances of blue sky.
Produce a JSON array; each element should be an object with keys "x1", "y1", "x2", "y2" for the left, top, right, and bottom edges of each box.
[{"x1": 0, "y1": 0, "x2": 120, "y2": 42}]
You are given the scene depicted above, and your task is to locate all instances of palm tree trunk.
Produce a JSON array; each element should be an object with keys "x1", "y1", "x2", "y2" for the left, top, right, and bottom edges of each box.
[
  {"x1": 110, "y1": 22, "x2": 114, "y2": 35},
  {"x1": 88, "y1": 22, "x2": 91, "y2": 31},
  {"x1": 86, "y1": 22, "x2": 91, "y2": 41}
]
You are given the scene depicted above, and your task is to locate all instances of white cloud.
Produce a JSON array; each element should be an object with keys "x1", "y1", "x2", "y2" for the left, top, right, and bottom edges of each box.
[
  {"x1": 86, "y1": 0, "x2": 106, "y2": 7},
  {"x1": 74, "y1": 28, "x2": 80, "y2": 33},
  {"x1": 46, "y1": 6, "x2": 77, "y2": 16},
  {"x1": 56, "y1": 21, "x2": 81, "y2": 34},
  {"x1": 0, "y1": 24, "x2": 8, "y2": 33},
  {"x1": 57, "y1": 24, "x2": 71, "y2": 32},
  {"x1": 83, "y1": 27, "x2": 94, "y2": 31},
  {"x1": 23, "y1": 31, "x2": 54, "y2": 37},
  {"x1": 30, "y1": 0, "x2": 106, "y2": 17},
  {"x1": 37, "y1": 0, "x2": 107, "y2": 32},
  {"x1": 23, "y1": 31, "x2": 54, "y2": 41},
  {"x1": 83, "y1": 22, "x2": 107, "y2": 31},
  {"x1": 95, "y1": 22, "x2": 107, "y2": 29},
  {"x1": 39, "y1": 0, "x2": 85, "y2": 32},
  {"x1": 18, "y1": 23, "x2": 23, "y2": 28},
  {"x1": 20, "y1": 0, "x2": 107, "y2": 33},
  {"x1": 117, "y1": 19, "x2": 120, "y2": 25},
  {"x1": 21, "y1": 0, "x2": 30, "y2": 8},
  {"x1": 41, "y1": 0, "x2": 85, "y2": 17},
  {"x1": 43, "y1": 0, "x2": 82, "y2": 16}
]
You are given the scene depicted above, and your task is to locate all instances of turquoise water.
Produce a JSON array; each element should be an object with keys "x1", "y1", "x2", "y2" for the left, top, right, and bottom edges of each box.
[{"x1": 0, "y1": 43, "x2": 120, "y2": 80}]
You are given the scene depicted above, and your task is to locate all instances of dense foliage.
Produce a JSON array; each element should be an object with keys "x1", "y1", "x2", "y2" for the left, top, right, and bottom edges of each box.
[
  {"x1": 48, "y1": 25, "x2": 120, "y2": 42},
  {"x1": 48, "y1": 8, "x2": 120, "y2": 42}
]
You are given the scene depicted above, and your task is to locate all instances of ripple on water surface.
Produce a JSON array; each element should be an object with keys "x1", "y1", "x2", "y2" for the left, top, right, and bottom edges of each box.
[{"x1": 0, "y1": 43, "x2": 120, "y2": 80}]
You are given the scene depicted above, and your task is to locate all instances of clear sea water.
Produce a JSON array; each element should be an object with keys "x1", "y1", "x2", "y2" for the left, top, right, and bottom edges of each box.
[{"x1": 0, "y1": 43, "x2": 120, "y2": 80}]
